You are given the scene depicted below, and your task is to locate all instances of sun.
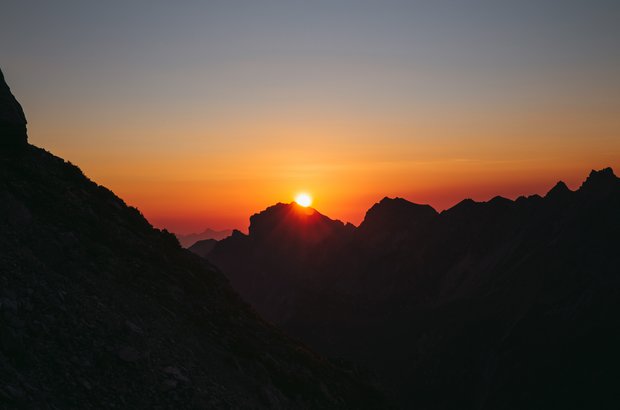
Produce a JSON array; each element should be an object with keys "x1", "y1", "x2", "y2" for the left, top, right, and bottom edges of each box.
[{"x1": 294, "y1": 193, "x2": 313, "y2": 207}]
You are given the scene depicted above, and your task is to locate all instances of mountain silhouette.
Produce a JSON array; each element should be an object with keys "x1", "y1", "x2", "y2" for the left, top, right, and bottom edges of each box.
[
  {"x1": 0, "y1": 68, "x2": 27, "y2": 149},
  {"x1": 545, "y1": 180, "x2": 571, "y2": 200},
  {"x1": 249, "y1": 202, "x2": 354, "y2": 245},
  {"x1": 208, "y1": 203, "x2": 355, "y2": 324},
  {"x1": 176, "y1": 228, "x2": 232, "y2": 248},
  {"x1": 207, "y1": 169, "x2": 620, "y2": 409},
  {"x1": 0, "y1": 69, "x2": 390, "y2": 409}
]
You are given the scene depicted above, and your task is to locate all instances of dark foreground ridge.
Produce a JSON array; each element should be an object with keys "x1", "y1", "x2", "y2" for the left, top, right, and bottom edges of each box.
[
  {"x1": 0, "y1": 68, "x2": 27, "y2": 149},
  {"x1": 0, "y1": 69, "x2": 390, "y2": 409},
  {"x1": 207, "y1": 168, "x2": 620, "y2": 409}
]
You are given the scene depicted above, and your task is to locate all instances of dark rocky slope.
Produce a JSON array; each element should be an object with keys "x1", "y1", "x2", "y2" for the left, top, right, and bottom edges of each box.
[
  {"x1": 208, "y1": 170, "x2": 620, "y2": 409},
  {"x1": 0, "y1": 69, "x2": 389, "y2": 409}
]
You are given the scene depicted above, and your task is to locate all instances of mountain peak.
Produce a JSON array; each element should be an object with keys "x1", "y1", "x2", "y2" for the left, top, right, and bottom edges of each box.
[
  {"x1": 369, "y1": 197, "x2": 437, "y2": 216},
  {"x1": 248, "y1": 201, "x2": 347, "y2": 244},
  {"x1": 445, "y1": 198, "x2": 477, "y2": 213},
  {"x1": 0, "y1": 68, "x2": 28, "y2": 148},
  {"x1": 489, "y1": 195, "x2": 512, "y2": 205},
  {"x1": 231, "y1": 228, "x2": 246, "y2": 238},
  {"x1": 360, "y1": 197, "x2": 437, "y2": 233},
  {"x1": 580, "y1": 167, "x2": 618, "y2": 193},
  {"x1": 586, "y1": 167, "x2": 616, "y2": 181},
  {"x1": 546, "y1": 180, "x2": 572, "y2": 199}
]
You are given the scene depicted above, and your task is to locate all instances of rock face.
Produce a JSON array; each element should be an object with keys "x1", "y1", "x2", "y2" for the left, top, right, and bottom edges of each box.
[
  {"x1": 0, "y1": 68, "x2": 27, "y2": 148},
  {"x1": 0, "y1": 76, "x2": 390, "y2": 409},
  {"x1": 208, "y1": 173, "x2": 620, "y2": 409}
]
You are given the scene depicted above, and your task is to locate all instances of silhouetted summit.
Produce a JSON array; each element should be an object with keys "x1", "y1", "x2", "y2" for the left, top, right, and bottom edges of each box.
[
  {"x1": 249, "y1": 202, "x2": 351, "y2": 245},
  {"x1": 581, "y1": 167, "x2": 618, "y2": 194},
  {"x1": 205, "y1": 168, "x2": 620, "y2": 409},
  {"x1": 0, "y1": 68, "x2": 27, "y2": 148},
  {"x1": 207, "y1": 202, "x2": 356, "y2": 324},
  {"x1": 444, "y1": 197, "x2": 477, "y2": 214},
  {"x1": 546, "y1": 180, "x2": 572, "y2": 199},
  {"x1": 0, "y1": 70, "x2": 390, "y2": 409},
  {"x1": 359, "y1": 197, "x2": 437, "y2": 233}
]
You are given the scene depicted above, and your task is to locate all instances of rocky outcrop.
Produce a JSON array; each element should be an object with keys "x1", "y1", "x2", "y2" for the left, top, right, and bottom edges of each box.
[{"x1": 0, "y1": 68, "x2": 27, "y2": 148}]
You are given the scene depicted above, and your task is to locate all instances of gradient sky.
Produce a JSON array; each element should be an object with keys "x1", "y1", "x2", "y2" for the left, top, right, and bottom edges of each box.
[{"x1": 2, "y1": 0, "x2": 619, "y2": 233}]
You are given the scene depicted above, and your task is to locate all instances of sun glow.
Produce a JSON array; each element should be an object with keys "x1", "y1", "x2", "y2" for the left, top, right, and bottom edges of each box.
[{"x1": 295, "y1": 193, "x2": 313, "y2": 207}]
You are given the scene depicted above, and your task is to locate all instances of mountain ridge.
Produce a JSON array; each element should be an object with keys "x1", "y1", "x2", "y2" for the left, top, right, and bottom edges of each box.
[{"x1": 205, "y1": 167, "x2": 620, "y2": 409}]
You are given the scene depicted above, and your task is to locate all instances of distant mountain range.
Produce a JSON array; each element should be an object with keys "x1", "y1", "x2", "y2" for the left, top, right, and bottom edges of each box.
[
  {"x1": 176, "y1": 228, "x2": 232, "y2": 248},
  {"x1": 203, "y1": 168, "x2": 620, "y2": 409},
  {"x1": 0, "y1": 69, "x2": 390, "y2": 409}
]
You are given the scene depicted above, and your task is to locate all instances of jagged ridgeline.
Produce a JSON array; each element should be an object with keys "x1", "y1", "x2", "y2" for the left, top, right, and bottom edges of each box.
[
  {"x1": 207, "y1": 170, "x2": 620, "y2": 409},
  {"x1": 0, "y1": 69, "x2": 391, "y2": 409}
]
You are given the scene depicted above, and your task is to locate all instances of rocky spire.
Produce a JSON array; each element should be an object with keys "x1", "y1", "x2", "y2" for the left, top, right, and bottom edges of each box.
[{"x1": 0, "y1": 67, "x2": 28, "y2": 148}]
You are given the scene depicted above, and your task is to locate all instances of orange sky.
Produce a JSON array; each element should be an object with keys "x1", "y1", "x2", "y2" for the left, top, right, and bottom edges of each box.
[
  {"x1": 4, "y1": 1, "x2": 619, "y2": 233},
  {"x1": 31, "y1": 110, "x2": 619, "y2": 233}
]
